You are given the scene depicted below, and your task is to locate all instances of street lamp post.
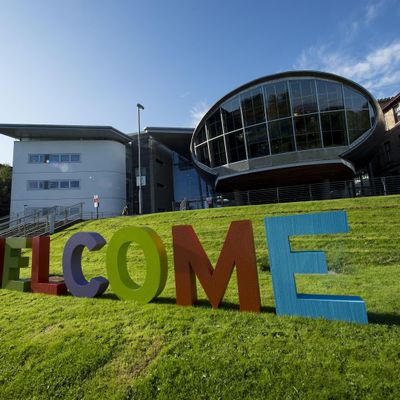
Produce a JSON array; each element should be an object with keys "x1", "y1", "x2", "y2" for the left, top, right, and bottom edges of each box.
[{"x1": 137, "y1": 103, "x2": 144, "y2": 215}]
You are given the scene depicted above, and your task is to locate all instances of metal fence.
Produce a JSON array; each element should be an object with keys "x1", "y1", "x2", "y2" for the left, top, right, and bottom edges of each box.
[{"x1": 173, "y1": 175, "x2": 400, "y2": 211}]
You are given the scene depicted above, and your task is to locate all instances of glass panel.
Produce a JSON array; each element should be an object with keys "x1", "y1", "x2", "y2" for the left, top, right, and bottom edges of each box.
[
  {"x1": 245, "y1": 123, "x2": 270, "y2": 158},
  {"x1": 194, "y1": 126, "x2": 207, "y2": 145},
  {"x1": 60, "y1": 180, "x2": 69, "y2": 189},
  {"x1": 221, "y1": 96, "x2": 242, "y2": 132},
  {"x1": 28, "y1": 180, "x2": 38, "y2": 189},
  {"x1": 290, "y1": 79, "x2": 318, "y2": 115},
  {"x1": 320, "y1": 112, "x2": 347, "y2": 147},
  {"x1": 206, "y1": 110, "x2": 223, "y2": 138},
  {"x1": 49, "y1": 181, "x2": 59, "y2": 189},
  {"x1": 226, "y1": 130, "x2": 246, "y2": 163},
  {"x1": 49, "y1": 154, "x2": 60, "y2": 163},
  {"x1": 70, "y1": 180, "x2": 80, "y2": 189},
  {"x1": 196, "y1": 143, "x2": 210, "y2": 167},
  {"x1": 268, "y1": 118, "x2": 295, "y2": 154},
  {"x1": 241, "y1": 87, "x2": 265, "y2": 126},
  {"x1": 344, "y1": 87, "x2": 368, "y2": 110},
  {"x1": 346, "y1": 109, "x2": 371, "y2": 143},
  {"x1": 60, "y1": 154, "x2": 70, "y2": 162},
  {"x1": 29, "y1": 154, "x2": 39, "y2": 163},
  {"x1": 70, "y1": 154, "x2": 80, "y2": 162},
  {"x1": 38, "y1": 181, "x2": 48, "y2": 189},
  {"x1": 394, "y1": 103, "x2": 400, "y2": 123},
  {"x1": 209, "y1": 137, "x2": 227, "y2": 167},
  {"x1": 264, "y1": 81, "x2": 291, "y2": 120},
  {"x1": 316, "y1": 80, "x2": 344, "y2": 112},
  {"x1": 294, "y1": 114, "x2": 321, "y2": 150}
]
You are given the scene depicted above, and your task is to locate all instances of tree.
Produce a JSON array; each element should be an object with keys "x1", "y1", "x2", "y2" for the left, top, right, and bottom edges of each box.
[{"x1": 0, "y1": 164, "x2": 12, "y2": 217}]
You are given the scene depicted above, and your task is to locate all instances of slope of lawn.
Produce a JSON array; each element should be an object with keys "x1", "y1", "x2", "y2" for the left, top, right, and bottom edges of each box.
[{"x1": 1, "y1": 195, "x2": 400, "y2": 399}]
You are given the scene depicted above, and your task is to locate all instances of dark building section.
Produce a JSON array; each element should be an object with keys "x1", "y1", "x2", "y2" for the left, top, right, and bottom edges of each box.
[
  {"x1": 370, "y1": 93, "x2": 400, "y2": 177},
  {"x1": 128, "y1": 127, "x2": 210, "y2": 214},
  {"x1": 191, "y1": 71, "x2": 385, "y2": 194}
]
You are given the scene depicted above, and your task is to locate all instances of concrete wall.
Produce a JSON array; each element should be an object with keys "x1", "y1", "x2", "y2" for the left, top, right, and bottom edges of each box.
[{"x1": 10, "y1": 140, "x2": 126, "y2": 218}]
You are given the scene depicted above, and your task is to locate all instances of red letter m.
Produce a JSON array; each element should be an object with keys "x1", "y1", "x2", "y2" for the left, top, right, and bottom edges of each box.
[{"x1": 172, "y1": 220, "x2": 261, "y2": 312}]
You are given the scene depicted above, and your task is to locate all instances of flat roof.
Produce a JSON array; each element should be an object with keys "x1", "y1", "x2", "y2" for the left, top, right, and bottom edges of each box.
[
  {"x1": 0, "y1": 123, "x2": 132, "y2": 144},
  {"x1": 129, "y1": 126, "x2": 194, "y2": 159}
]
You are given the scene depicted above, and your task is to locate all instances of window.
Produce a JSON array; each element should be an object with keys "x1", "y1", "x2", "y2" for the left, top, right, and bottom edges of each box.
[
  {"x1": 27, "y1": 179, "x2": 79, "y2": 190},
  {"x1": 290, "y1": 79, "x2": 318, "y2": 115},
  {"x1": 157, "y1": 183, "x2": 165, "y2": 188},
  {"x1": 194, "y1": 127, "x2": 207, "y2": 145},
  {"x1": 209, "y1": 137, "x2": 227, "y2": 167},
  {"x1": 221, "y1": 96, "x2": 242, "y2": 133},
  {"x1": 206, "y1": 110, "x2": 223, "y2": 138},
  {"x1": 60, "y1": 180, "x2": 70, "y2": 189},
  {"x1": 27, "y1": 181, "x2": 38, "y2": 190},
  {"x1": 343, "y1": 87, "x2": 368, "y2": 110},
  {"x1": 241, "y1": 87, "x2": 265, "y2": 127},
  {"x1": 226, "y1": 130, "x2": 246, "y2": 163},
  {"x1": 264, "y1": 81, "x2": 291, "y2": 120},
  {"x1": 70, "y1": 154, "x2": 80, "y2": 162},
  {"x1": 268, "y1": 118, "x2": 295, "y2": 154},
  {"x1": 48, "y1": 181, "x2": 59, "y2": 189},
  {"x1": 320, "y1": 112, "x2": 348, "y2": 147},
  {"x1": 346, "y1": 109, "x2": 371, "y2": 143},
  {"x1": 48, "y1": 154, "x2": 60, "y2": 163},
  {"x1": 316, "y1": 80, "x2": 344, "y2": 112},
  {"x1": 394, "y1": 104, "x2": 400, "y2": 124},
  {"x1": 28, "y1": 153, "x2": 80, "y2": 163},
  {"x1": 245, "y1": 124, "x2": 270, "y2": 158},
  {"x1": 195, "y1": 143, "x2": 211, "y2": 167},
  {"x1": 294, "y1": 114, "x2": 321, "y2": 150}
]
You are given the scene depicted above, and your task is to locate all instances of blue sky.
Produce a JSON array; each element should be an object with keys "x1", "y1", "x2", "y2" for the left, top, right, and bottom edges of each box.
[{"x1": 0, "y1": 0, "x2": 399, "y2": 165}]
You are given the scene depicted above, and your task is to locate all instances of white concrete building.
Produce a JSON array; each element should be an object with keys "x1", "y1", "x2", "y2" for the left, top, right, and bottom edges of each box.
[{"x1": 0, "y1": 125, "x2": 129, "y2": 219}]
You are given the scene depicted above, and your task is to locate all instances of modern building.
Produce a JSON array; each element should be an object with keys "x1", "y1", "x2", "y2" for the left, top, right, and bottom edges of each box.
[
  {"x1": 190, "y1": 71, "x2": 385, "y2": 193},
  {"x1": 370, "y1": 93, "x2": 400, "y2": 177},
  {"x1": 0, "y1": 70, "x2": 398, "y2": 219},
  {"x1": 0, "y1": 124, "x2": 209, "y2": 219}
]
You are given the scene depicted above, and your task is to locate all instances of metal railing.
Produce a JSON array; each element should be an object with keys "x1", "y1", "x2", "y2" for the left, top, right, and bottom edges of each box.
[
  {"x1": 173, "y1": 175, "x2": 400, "y2": 211},
  {"x1": 0, "y1": 203, "x2": 84, "y2": 237}
]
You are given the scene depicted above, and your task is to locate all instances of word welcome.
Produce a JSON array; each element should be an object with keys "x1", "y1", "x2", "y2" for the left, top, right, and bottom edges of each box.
[{"x1": 0, "y1": 211, "x2": 368, "y2": 324}]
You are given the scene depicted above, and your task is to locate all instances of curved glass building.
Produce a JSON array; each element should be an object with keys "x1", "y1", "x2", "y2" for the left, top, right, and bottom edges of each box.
[{"x1": 191, "y1": 71, "x2": 385, "y2": 191}]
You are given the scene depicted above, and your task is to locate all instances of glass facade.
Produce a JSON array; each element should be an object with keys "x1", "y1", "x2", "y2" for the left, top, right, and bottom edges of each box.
[{"x1": 193, "y1": 76, "x2": 376, "y2": 168}]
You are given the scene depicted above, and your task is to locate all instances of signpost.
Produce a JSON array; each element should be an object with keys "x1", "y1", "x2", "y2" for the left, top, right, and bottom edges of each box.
[{"x1": 93, "y1": 195, "x2": 99, "y2": 219}]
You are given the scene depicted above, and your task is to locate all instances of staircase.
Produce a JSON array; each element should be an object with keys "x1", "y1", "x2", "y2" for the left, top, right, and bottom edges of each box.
[{"x1": 0, "y1": 203, "x2": 84, "y2": 237}]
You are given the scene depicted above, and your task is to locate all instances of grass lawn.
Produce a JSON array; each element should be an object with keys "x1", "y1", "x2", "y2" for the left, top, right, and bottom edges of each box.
[{"x1": 1, "y1": 195, "x2": 400, "y2": 399}]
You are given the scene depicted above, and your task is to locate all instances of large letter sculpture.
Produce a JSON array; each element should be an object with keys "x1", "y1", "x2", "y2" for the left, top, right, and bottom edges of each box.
[
  {"x1": 173, "y1": 220, "x2": 261, "y2": 312},
  {"x1": 62, "y1": 232, "x2": 109, "y2": 297},
  {"x1": 106, "y1": 226, "x2": 168, "y2": 303},
  {"x1": 31, "y1": 236, "x2": 67, "y2": 295},
  {"x1": 2, "y1": 237, "x2": 32, "y2": 291},
  {"x1": 264, "y1": 211, "x2": 368, "y2": 324}
]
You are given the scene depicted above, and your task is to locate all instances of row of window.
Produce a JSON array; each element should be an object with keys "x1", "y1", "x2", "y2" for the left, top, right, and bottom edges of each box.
[
  {"x1": 195, "y1": 109, "x2": 371, "y2": 167},
  {"x1": 194, "y1": 78, "x2": 372, "y2": 147},
  {"x1": 27, "y1": 179, "x2": 80, "y2": 190},
  {"x1": 29, "y1": 153, "x2": 81, "y2": 163}
]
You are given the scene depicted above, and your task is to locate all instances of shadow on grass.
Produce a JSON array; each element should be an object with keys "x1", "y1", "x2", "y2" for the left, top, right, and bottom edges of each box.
[
  {"x1": 368, "y1": 312, "x2": 400, "y2": 326},
  {"x1": 153, "y1": 297, "x2": 276, "y2": 314}
]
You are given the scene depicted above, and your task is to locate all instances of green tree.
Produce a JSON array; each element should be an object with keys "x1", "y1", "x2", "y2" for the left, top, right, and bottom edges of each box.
[{"x1": 0, "y1": 164, "x2": 12, "y2": 217}]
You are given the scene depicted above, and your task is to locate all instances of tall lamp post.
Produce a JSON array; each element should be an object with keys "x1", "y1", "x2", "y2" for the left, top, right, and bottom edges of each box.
[{"x1": 137, "y1": 103, "x2": 144, "y2": 214}]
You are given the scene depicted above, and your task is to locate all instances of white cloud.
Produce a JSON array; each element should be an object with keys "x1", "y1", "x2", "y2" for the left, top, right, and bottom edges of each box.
[
  {"x1": 365, "y1": 0, "x2": 385, "y2": 23},
  {"x1": 294, "y1": 40, "x2": 400, "y2": 96},
  {"x1": 190, "y1": 100, "x2": 209, "y2": 127}
]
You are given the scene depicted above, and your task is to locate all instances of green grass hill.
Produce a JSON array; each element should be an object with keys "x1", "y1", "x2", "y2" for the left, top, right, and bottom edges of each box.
[{"x1": 1, "y1": 195, "x2": 400, "y2": 399}]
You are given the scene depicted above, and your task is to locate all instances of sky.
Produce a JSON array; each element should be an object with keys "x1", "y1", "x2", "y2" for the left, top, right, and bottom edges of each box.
[{"x1": 0, "y1": 0, "x2": 399, "y2": 165}]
